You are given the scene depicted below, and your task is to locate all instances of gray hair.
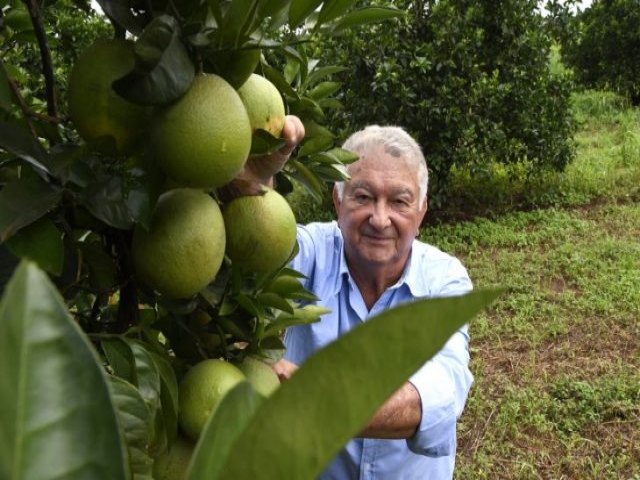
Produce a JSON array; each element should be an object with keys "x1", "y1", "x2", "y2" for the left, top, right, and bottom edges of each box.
[{"x1": 334, "y1": 125, "x2": 429, "y2": 208}]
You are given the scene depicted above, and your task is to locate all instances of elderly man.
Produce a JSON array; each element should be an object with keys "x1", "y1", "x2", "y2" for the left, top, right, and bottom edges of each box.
[{"x1": 243, "y1": 117, "x2": 473, "y2": 480}]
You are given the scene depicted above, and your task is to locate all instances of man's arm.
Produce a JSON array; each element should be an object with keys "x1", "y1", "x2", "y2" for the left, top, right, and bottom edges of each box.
[
  {"x1": 272, "y1": 359, "x2": 422, "y2": 439},
  {"x1": 359, "y1": 382, "x2": 421, "y2": 439}
]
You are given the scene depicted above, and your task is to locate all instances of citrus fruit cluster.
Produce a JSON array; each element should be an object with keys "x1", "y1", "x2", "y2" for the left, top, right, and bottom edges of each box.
[
  {"x1": 153, "y1": 357, "x2": 280, "y2": 479},
  {"x1": 68, "y1": 38, "x2": 297, "y2": 299}
]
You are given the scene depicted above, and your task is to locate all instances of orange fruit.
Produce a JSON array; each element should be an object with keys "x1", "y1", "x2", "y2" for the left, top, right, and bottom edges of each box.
[
  {"x1": 132, "y1": 189, "x2": 225, "y2": 299},
  {"x1": 223, "y1": 188, "x2": 297, "y2": 273},
  {"x1": 151, "y1": 74, "x2": 252, "y2": 189}
]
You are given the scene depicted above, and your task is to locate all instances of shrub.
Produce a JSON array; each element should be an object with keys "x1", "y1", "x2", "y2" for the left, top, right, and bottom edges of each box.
[
  {"x1": 562, "y1": 0, "x2": 640, "y2": 106},
  {"x1": 319, "y1": 0, "x2": 576, "y2": 209}
]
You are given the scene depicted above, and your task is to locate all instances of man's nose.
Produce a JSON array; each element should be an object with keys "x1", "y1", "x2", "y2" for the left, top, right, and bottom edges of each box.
[{"x1": 369, "y1": 202, "x2": 392, "y2": 230}]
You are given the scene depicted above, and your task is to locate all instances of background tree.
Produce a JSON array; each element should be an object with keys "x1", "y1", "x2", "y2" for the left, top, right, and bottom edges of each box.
[
  {"x1": 319, "y1": 0, "x2": 577, "y2": 209},
  {"x1": 561, "y1": 0, "x2": 640, "y2": 106}
]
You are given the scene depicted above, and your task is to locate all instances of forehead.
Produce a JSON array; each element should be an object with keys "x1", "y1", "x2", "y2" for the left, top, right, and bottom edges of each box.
[{"x1": 346, "y1": 146, "x2": 419, "y2": 192}]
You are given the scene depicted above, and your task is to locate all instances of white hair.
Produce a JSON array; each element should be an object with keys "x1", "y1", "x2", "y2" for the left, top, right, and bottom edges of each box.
[{"x1": 334, "y1": 125, "x2": 428, "y2": 208}]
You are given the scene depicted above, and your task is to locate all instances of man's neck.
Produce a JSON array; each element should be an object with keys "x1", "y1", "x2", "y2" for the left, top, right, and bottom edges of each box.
[{"x1": 348, "y1": 263, "x2": 404, "y2": 311}]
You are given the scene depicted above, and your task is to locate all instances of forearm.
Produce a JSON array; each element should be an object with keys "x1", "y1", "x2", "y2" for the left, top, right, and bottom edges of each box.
[{"x1": 359, "y1": 382, "x2": 422, "y2": 439}]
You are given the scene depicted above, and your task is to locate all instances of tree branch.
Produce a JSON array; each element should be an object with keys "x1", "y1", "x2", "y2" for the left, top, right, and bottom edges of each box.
[
  {"x1": 25, "y1": 0, "x2": 58, "y2": 119},
  {"x1": 7, "y1": 75, "x2": 59, "y2": 126}
]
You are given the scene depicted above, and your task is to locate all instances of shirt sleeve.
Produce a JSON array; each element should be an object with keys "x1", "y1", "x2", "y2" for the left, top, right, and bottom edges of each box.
[{"x1": 406, "y1": 258, "x2": 474, "y2": 457}]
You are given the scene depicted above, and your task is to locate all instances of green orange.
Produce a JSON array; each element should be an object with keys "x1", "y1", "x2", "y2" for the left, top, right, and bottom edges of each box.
[
  {"x1": 178, "y1": 359, "x2": 246, "y2": 440},
  {"x1": 151, "y1": 74, "x2": 252, "y2": 189},
  {"x1": 68, "y1": 38, "x2": 152, "y2": 153},
  {"x1": 132, "y1": 189, "x2": 225, "y2": 299},
  {"x1": 223, "y1": 188, "x2": 297, "y2": 273},
  {"x1": 237, "y1": 74, "x2": 286, "y2": 137},
  {"x1": 236, "y1": 356, "x2": 280, "y2": 397}
]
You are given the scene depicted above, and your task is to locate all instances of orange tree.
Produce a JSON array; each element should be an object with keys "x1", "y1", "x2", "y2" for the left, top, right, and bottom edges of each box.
[{"x1": 0, "y1": 2, "x2": 500, "y2": 479}]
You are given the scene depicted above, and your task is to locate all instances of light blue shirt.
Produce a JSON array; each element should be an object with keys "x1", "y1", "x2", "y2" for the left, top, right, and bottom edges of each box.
[{"x1": 285, "y1": 222, "x2": 474, "y2": 480}]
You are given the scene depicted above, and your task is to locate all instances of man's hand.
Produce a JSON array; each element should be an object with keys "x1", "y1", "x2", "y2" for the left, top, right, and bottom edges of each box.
[
  {"x1": 272, "y1": 358, "x2": 299, "y2": 382},
  {"x1": 239, "y1": 115, "x2": 306, "y2": 186}
]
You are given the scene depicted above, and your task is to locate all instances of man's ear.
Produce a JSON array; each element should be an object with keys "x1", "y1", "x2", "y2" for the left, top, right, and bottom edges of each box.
[
  {"x1": 418, "y1": 197, "x2": 428, "y2": 225},
  {"x1": 332, "y1": 185, "x2": 342, "y2": 214}
]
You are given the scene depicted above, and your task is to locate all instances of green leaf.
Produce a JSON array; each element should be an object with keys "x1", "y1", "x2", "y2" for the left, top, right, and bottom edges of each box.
[
  {"x1": 316, "y1": 0, "x2": 358, "y2": 26},
  {"x1": 103, "y1": 337, "x2": 137, "y2": 384},
  {"x1": 113, "y1": 15, "x2": 195, "y2": 106},
  {"x1": 217, "y1": 0, "x2": 260, "y2": 47},
  {"x1": 264, "y1": 304, "x2": 329, "y2": 336},
  {"x1": 5, "y1": 217, "x2": 63, "y2": 276},
  {"x1": 307, "y1": 81, "x2": 341, "y2": 100},
  {"x1": 331, "y1": 6, "x2": 405, "y2": 32},
  {"x1": 128, "y1": 341, "x2": 162, "y2": 415},
  {"x1": 0, "y1": 60, "x2": 13, "y2": 111},
  {"x1": 262, "y1": 64, "x2": 299, "y2": 99},
  {"x1": 147, "y1": 350, "x2": 179, "y2": 447},
  {"x1": 96, "y1": 0, "x2": 145, "y2": 35},
  {"x1": 0, "y1": 261, "x2": 128, "y2": 480},
  {"x1": 125, "y1": 168, "x2": 163, "y2": 231},
  {"x1": 249, "y1": 129, "x2": 287, "y2": 155},
  {"x1": 79, "y1": 241, "x2": 119, "y2": 291},
  {"x1": 108, "y1": 376, "x2": 154, "y2": 479},
  {"x1": 289, "y1": 97, "x2": 325, "y2": 122},
  {"x1": 188, "y1": 382, "x2": 264, "y2": 480},
  {"x1": 0, "y1": 121, "x2": 50, "y2": 174},
  {"x1": 326, "y1": 147, "x2": 360, "y2": 164},
  {"x1": 216, "y1": 289, "x2": 501, "y2": 479},
  {"x1": 264, "y1": 273, "x2": 306, "y2": 295},
  {"x1": 256, "y1": 292, "x2": 294, "y2": 314},
  {"x1": 304, "y1": 65, "x2": 347, "y2": 89},
  {"x1": 0, "y1": 173, "x2": 61, "y2": 243},
  {"x1": 82, "y1": 175, "x2": 134, "y2": 230},
  {"x1": 289, "y1": 0, "x2": 324, "y2": 28},
  {"x1": 312, "y1": 163, "x2": 349, "y2": 182}
]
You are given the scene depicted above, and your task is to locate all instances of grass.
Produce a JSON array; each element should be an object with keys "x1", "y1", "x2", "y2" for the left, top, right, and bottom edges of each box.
[
  {"x1": 420, "y1": 90, "x2": 640, "y2": 479},
  {"x1": 288, "y1": 88, "x2": 639, "y2": 478}
]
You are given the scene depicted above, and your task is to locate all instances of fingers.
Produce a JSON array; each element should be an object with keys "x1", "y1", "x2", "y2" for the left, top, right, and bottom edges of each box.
[
  {"x1": 280, "y1": 115, "x2": 306, "y2": 155},
  {"x1": 272, "y1": 358, "x2": 299, "y2": 382}
]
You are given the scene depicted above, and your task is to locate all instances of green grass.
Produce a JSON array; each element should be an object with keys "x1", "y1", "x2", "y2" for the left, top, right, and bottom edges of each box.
[{"x1": 421, "y1": 90, "x2": 640, "y2": 479}]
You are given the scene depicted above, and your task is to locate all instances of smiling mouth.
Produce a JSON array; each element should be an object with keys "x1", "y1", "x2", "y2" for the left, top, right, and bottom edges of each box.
[{"x1": 363, "y1": 234, "x2": 395, "y2": 242}]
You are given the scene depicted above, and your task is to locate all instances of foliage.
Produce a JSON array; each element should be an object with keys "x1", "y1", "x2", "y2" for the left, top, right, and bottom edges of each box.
[
  {"x1": 421, "y1": 97, "x2": 640, "y2": 476},
  {"x1": 0, "y1": 0, "x2": 111, "y2": 124},
  {"x1": 0, "y1": 1, "x2": 501, "y2": 479},
  {"x1": 318, "y1": 0, "x2": 577, "y2": 209},
  {"x1": 561, "y1": 0, "x2": 640, "y2": 106},
  {"x1": 0, "y1": 260, "x2": 498, "y2": 479}
]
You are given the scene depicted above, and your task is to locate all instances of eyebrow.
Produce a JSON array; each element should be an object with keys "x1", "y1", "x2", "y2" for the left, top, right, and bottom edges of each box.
[{"x1": 348, "y1": 182, "x2": 416, "y2": 198}]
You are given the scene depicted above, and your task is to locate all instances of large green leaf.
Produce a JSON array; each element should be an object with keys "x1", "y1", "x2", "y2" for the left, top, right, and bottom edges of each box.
[
  {"x1": 113, "y1": 15, "x2": 195, "y2": 106},
  {"x1": 289, "y1": 0, "x2": 324, "y2": 29},
  {"x1": 316, "y1": 0, "x2": 358, "y2": 26},
  {"x1": 95, "y1": 0, "x2": 145, "y2": 35},
  {"x1": 108, "y1": 376, "x2": 154, "y2": 479},
  {"x1": 331, "y1": 6, "x2": 405, "y2": 32},
  {"x1": 0, "y1": 261, "x2": 128, "y2": 480},
  {"x1": 188, "y1": 382, "x2": 264, "y2": 480},
  {"x1": 0, "y1": 121, "x2": 50, "y2": 174},
  {"x1": 0, "y1": 173, "x2": 62, "y2": 243},
  {"x1": 5, "y1": 217, "x2": 64, "y2": 275},
  {"x1": 215, "y1": 289, "x2": 500, "y2": 479}
]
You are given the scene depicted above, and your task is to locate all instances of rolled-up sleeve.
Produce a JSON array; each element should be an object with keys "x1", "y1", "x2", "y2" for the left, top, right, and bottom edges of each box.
[
  {"x1": 406, "y1": 256, "x2": 474, "y2": 456},
  {"x1": 407, "y1": 326, "x2": 473, "y2": 456}
]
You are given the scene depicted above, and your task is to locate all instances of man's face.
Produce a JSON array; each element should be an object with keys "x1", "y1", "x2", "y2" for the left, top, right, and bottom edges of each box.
[{"x1": 333, "y1": 146, "x2": 427, "y2": 277}]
